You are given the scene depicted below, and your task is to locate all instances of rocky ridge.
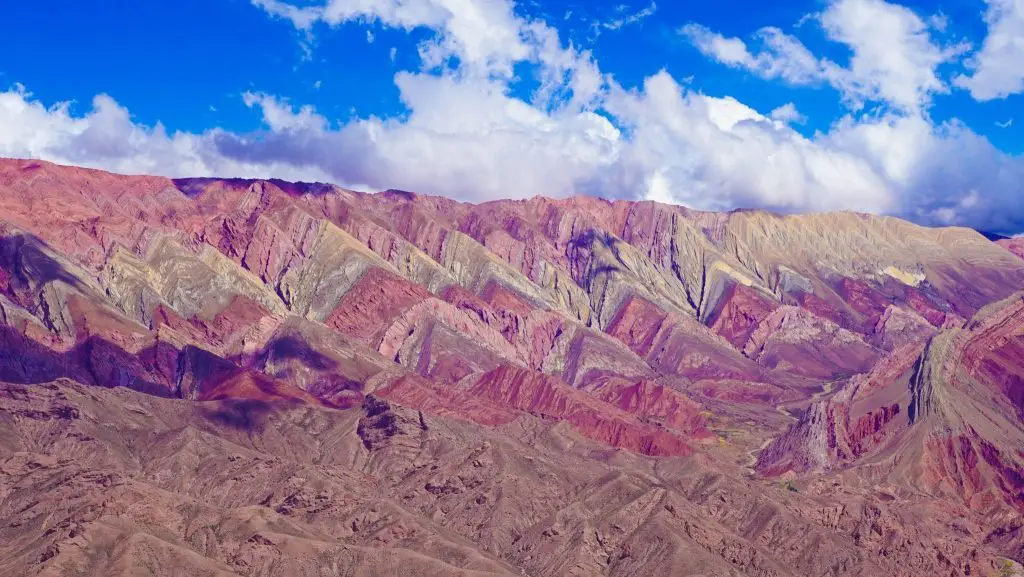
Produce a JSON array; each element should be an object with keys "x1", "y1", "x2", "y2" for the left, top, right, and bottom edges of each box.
[{"x1": 1, "y1": 158, "x2": 1023, "y2": 576}]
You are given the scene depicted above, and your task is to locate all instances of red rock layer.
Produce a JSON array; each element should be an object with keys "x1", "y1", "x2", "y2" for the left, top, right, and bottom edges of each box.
[
  {"x1": 1, "y1": 158, "x2": 1023, "y2": 475},
  {"x1": 3, "y1": 160, "x2": 1024, "y2": 576},
  {"x1": 997, "y1": 237, "x2": 1024, "y2": 260}
]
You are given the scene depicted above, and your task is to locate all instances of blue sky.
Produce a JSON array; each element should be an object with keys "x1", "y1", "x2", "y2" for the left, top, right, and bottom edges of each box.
[{"x1": 0, "y1": 0, "x2": 1022, "y2": 233}]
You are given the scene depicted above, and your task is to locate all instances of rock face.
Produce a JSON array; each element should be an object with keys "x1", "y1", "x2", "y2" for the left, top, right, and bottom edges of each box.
[
  {"x1": 2, "y1": 158, "x2": 1024, "y2": 576},
  {"x1": 757, "y1": 292, "x2": 1024, "y2": 517},
  {"x1": 999, "y1": 238, "x2": 1024, "y2": 260}
]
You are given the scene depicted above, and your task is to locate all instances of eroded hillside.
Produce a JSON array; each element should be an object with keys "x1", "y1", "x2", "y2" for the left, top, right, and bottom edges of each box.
[{"x1": 1, "y1": 158, "x2": 1023, "y2": 576}]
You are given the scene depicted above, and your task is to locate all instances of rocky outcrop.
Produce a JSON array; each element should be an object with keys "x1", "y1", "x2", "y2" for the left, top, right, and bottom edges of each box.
[
  {"x1": 464, "y1": 365, "x2": 696, "y2": 457},
  {"x1": 4, "y1": 379, "x2": 1021, "y2": 577},
  {"x1": 873, "y1": 304, "x2": 938, "y2": 350},
  {"x1": 743, "y1": 306, "x2": 880, "y2": 379},
  {"x1": 998, "y1": 238, "x2": 1024, "y2": 260},
  {"x1": 2, "y1": 159, "x2": 1024, "y2": 576},
  {"x1": 759, "y1": 292, "x2": 1024, "y2": 517}
]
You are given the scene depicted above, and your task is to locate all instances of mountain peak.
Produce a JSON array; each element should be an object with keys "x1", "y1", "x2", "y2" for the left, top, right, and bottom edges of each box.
[{"x1": 1, "y1": 159, "x2": 1023, "y2": 577}]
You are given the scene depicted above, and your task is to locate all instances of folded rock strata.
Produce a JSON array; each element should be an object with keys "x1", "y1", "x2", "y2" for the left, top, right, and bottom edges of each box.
[{"x1": 1, "y1": 159, "x2": 1023, "y2": 576}]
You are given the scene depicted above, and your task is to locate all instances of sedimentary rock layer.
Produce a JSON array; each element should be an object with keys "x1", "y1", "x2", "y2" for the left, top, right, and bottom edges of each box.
[{"x1": 1, "y1": 158, "x2": 1023, "y2": 576}]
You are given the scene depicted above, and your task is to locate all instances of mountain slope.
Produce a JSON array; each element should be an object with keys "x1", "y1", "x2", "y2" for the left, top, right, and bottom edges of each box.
[{"x1": 1, "y1": 158, "x2": 1023, "y2": 576}]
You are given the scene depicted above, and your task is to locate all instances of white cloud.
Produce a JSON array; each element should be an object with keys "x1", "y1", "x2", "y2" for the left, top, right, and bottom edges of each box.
[
  {"x1": 681, "y1": 24, "x2": 829, "y2": 86},
  {"x1": 602, "y1": 72, "x2": 895, "y2": 214},
  {"x1": 928, "y1": 12, "x2": 949, "y2": 32},
  {"x1": 253, "y1": 0, "x2": 531, "y2": 78},
  {"x1": 682, "y1": 0, "x2": 967, "y2": 113},
  {"x1": 4, "y1": 72, "x2": 1024, "y2": 233},
  {"x1": 683, "y1": 26, "x2": 839, "y2": 105},
  {"x1": 0, "y1": 85, "x2": 334, "y2": 183},
  {"x1": 251, "y1": 0, "x2": 322, "y2": 30},
  {"x1": 601, "y1": 2, "x2": 657, "y2": 31},
  {"x1": 770, "y1": 102, "x2": 806, "y2": 124},
  {"x1": 824, "y1": 113, "x2": 1024, "y2": 231},
  {"x1": 224, "y1": 74, "x2": 622, "y2": 200},
  {"x1": 2, "y1": 0, "x2": 1024, "y2": 234},
  {"x1": 680, "y1": 24, "x2": 760, "y2": 69},
  {"x1": 818, "y1": 0, "x2": 966, "y2": 112},
  {"x1": 955, "y1": 0, "x2": 1024, "y2": 100},
  {"x1": 242, "y1": 92, "x2": 328, "y2": 132}
]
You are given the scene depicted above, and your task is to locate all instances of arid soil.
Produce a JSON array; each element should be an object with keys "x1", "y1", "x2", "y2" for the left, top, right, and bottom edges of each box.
[{"x1": 1, "y1": 158, "x2": 1023, "y2": 576}]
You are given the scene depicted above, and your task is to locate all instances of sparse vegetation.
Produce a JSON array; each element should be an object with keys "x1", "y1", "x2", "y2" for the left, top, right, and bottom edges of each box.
[{"x1": 994, "y1": 558, "x2": 1017, "y2": 577}]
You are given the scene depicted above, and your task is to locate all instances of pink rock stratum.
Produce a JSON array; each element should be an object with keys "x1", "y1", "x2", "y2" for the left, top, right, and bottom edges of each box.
[{"x1": 1, "y1": 158, "x2": 1024, "y2": 576}]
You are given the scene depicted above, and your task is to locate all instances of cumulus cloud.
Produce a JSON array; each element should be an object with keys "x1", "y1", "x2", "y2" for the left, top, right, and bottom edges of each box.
[
  {"x1": 818, "y1": 0, "x2": 969, "y2": 112},
  {"x1": 682, "y1": 0, "x2": 967, "y2": 113},
  {"x1": 7, "y1": 71, "x2": 1021, "y2": 231},
  {"x1": 224, "y1": 76, "x2": 621, "y2": 199},
  {"x1": 252, "y1": 0, "x2": 534, "y2": 78},
  {"x1": 600, "y1": 72, "x2": 896, "y2": 214},
  {"x1": 955, "y1": 0, "x2": 1024, "y2": 100},
  {"x1": 680, "y1": 24, "x2": 828, "y2": 86},
  {"x1": 770, "y1": 102, "x2": 806, "y2": 124},
  {"x1": 251, "y1": 0, "x2": 322, "y2": 30},
  {"x1": 2, "y1": 0, "x2": 1024, "y2": 234},
  {"x1": 0, "y1": 85, "x2": 335, "y2": 183},
  {"x1": 823, "y1": 113, "x2": 1024, "y2": 232}
]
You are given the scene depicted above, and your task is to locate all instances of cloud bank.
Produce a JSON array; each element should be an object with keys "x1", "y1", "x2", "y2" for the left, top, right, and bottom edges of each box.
[
  {"x1": 955, "y1": 0, "x2": 1024, "y2": 100},
  {"x1": 1, "y1": 0, "x2": 1023, "y2": 233}
]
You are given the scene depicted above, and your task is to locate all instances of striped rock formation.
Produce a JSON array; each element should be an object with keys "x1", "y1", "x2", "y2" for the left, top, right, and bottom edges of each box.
[{"x1": 2, "y1": 158, "x2": 1024, "y2": 576}]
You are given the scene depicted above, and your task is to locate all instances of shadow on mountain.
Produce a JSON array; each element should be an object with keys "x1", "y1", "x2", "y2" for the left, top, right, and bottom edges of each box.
[
  {"x1": 0, "y1": 326, "x2": 177, "y2": 398},
  {"x1": 178, "y1": 345, "x2": 242, "y2": 397},
  {"x1": 200, "y1": 398, "x2": 273, "y2": 432},
  {"x1": 0, "y1": 233, "x2": 87, "y2": 293},
  {"x1": 0, "y1": 325, "x2": 361, "y2": 416},
  {"x1": 256, "y1": 335, "x2": 340, "y2": 371},
  {"x1": 172, "y1": 177, "x2": 336, "y2": 198}
]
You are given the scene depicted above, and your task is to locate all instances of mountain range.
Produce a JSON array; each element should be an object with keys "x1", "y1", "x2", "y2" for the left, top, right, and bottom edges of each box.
[{"x1": 1, "y1": 158, "x2": 1023, "y2": 576}]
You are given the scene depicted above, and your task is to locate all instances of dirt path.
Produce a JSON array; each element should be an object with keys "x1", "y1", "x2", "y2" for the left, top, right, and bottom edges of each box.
[
  {"x1": 774, "y1": 379, "x2": 839, "y2": 419},
  {"x1": 747, "y1": 379, "x2": 841, "y2": 475},
  {"x1": 742, "y1": 438, "x2": 773, "y2": 476}
]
